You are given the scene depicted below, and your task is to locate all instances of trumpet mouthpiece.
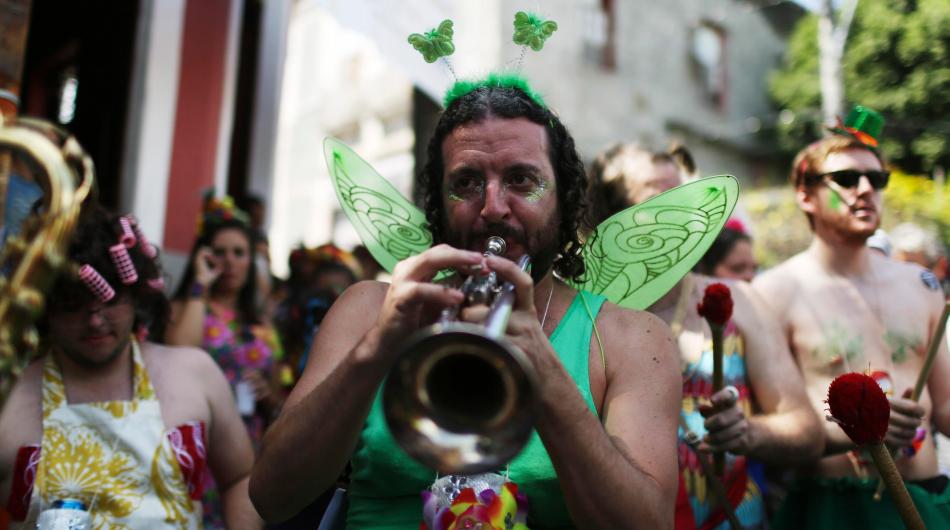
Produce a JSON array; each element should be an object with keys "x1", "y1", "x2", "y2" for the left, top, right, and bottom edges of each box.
[{"x1": 486, "y1": 236, "x2": 506, "y2": 256}]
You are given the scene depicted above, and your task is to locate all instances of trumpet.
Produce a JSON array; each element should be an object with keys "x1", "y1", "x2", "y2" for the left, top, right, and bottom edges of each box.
[
  {"x1": 383, "y1": 236, "x2": 539, "y2": 474},
  {"x1": 0, "y1": 116, "x2": 94, "y2": 404}
]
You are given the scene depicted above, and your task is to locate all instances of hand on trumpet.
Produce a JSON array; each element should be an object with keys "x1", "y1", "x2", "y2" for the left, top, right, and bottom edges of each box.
[
  {"x1": 459, "y1": 255, "x2": 561, "y2": 383},
  {"x1": 374, "y1": 244, "x2": 484, "y2": 356}
]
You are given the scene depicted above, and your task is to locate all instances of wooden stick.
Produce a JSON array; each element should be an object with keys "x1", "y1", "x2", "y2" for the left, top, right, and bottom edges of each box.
[
  {"x1": 874, "y1": 301, "x2": 950, "y2": 501},
  {"x1": 867, "y1": 442, "x2": 925, "y2": 530},
  {"x1": 711, "y1": 324, "x2": 725, "y2": 476},
  {"x1": 680, "y1": 417, "x2": 743, "y2": 530},
  {"x1": 912, "y1": 301, "x2": 950, "y2": 401}
]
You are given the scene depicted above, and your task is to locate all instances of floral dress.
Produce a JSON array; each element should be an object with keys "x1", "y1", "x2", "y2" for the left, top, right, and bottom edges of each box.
[{"x1": 201, "y1": 303, "x2": 284, "y2": 528}]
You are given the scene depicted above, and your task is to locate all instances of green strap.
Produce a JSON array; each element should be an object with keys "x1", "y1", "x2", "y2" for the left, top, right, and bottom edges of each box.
[{"x1": 579, "y1": 292, "x2": 607, "y2": 376}]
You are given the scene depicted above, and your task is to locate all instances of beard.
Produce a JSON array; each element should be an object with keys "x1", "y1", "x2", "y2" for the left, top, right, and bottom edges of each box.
[
  {"x1": 442, "y1": 215, "x2": 561, "y2": 283},
  {"x1": 820, "y1": 206, "x2": 880, "y2": 245},
  {"x1": 55, "y1": 333, "x2": 131, "y2": 370}
]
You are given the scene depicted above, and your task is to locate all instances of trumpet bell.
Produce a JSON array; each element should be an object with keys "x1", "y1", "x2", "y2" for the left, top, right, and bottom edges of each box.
[{"x1": 383, "y1": 321, "x2": 538, "y2": 475}]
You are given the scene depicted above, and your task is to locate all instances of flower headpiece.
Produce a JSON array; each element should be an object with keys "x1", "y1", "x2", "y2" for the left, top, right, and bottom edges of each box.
[
  {"x1": 828, "y1": 105, "x2": 884, "y2": 150},
  {"x1": 723, "y1": 217, "x2": 748, "y2": 235},
  {"x1": 196, "y1": 191, "x2": 250, "y2": 238},
  {"x1": 290, "y1": 243, "x2": 360, "y2": 275},
  {"x1": 408, "y1": 12, "x2": 558, "y2": 109}
]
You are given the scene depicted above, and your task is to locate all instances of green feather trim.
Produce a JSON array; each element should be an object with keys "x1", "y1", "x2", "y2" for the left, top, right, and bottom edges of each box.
[{"x1": 443, "y1": 72, "x2": 547, "y2": 109}]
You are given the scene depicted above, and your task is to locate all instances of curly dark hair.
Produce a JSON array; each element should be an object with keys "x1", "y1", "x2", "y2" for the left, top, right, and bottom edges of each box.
[
  {"x1": 419, "y1": 85, "x2": 591, "y2": 282},
  {"x1": 42, "y1": 204, "x2": 169, "y2": 332}
]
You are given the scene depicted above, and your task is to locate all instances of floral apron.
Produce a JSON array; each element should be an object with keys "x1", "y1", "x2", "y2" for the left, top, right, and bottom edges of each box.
[{"x1": 22, "y1": 341, "x2": 201, "y2": 529}]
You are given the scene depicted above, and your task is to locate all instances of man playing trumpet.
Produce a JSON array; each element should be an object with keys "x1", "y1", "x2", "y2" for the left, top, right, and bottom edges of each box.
[{"x1": 250, "y1": 85, "x2": 682, "y2": 529}]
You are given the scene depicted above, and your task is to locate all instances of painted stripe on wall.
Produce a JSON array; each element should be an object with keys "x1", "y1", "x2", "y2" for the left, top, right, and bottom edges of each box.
[{"x1": 163, "y1": 0, "x2": 232, "y2": 252}]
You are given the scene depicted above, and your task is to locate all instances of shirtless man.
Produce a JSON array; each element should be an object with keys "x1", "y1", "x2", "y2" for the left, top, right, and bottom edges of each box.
[
  {"x1": 0, "y1": 206, "x2": 261, "y2": 528},
  {"x1": 589, "y1": 143, "x2": 822, "y2": 529},
  {"x1": 251, "y1": 84, "x2": 682, "y2": 528},
  {"x1": 754, "y1": 133, "x2": 950, "y2": 528}
]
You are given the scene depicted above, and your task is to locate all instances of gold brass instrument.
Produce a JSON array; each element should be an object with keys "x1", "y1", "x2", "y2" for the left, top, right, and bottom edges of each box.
[
  {"x1": 384, "y1": 236, "x2": 539, "y2": 474},
  {"x1": 0, "y1": 115, "x2": 94, "y2": 404}
]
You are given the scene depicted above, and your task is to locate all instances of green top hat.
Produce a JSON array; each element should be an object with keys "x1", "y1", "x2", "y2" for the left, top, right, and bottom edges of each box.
[
  {"x1": 844, "y1": 105, "x2": 884, "y2": 141},
  {"x1": 829, "y1": 105, "x2": 885, "y2": 148}
]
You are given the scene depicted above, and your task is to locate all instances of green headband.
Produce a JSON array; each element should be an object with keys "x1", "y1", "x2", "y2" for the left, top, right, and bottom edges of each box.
[{"x1": 443, "y1": 72, "x2": 547, "y2": 109}]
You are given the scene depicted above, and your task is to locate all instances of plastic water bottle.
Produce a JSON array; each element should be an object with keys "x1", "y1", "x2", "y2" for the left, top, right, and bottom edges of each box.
[
  {"x1": 36, "y1": 498, "x2": 91, "y2": 530},
  {"x1": 235, "y1": 379, "x2": 256, "y2": 417}
]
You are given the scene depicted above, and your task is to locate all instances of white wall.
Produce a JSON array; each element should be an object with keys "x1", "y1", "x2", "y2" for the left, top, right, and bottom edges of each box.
[{"x1": 120, "y1": 0, "x2": 187, "y2": 248}]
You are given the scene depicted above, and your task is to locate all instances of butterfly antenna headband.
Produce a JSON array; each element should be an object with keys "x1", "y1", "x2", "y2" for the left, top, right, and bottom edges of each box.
[
  {"x1": 512, "y1": 11, "x2": 558, "y2": 71},
  {"x1": 407, "y1": 19, "x2": 458, "y2": 82},
  {"x1": 408, "y1": 12, "x2": 558, "y2": 109}
]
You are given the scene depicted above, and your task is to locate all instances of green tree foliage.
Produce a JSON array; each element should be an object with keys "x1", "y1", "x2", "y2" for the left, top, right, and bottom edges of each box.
[{"x1": 770, "y1": 0, "x2": 950, "y2": 173}]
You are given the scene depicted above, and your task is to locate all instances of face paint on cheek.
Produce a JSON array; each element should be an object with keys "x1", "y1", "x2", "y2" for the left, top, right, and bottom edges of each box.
[
  {"x1": 828, "y1": 189, "x2": 842, "y2": 210},
  {"x1": 447, "y1": 193, "x2": 465, "y2": 202}
]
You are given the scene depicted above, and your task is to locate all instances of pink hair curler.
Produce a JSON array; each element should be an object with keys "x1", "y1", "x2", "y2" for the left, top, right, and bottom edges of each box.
[
  {"x1": 110, "y1": 243, "x2": 139, "y2": 285},
  {"x1": 79, "y1": 264, "x2": 116, "y2": 302},
  {"x1": 118, "y1": 216, "x2": 137, "y2": 248},
  {"x1": 147, "y1": 277, "x2": 165, "y2": 290},
  {"x1": 131, "y1": 222, "x2": 158, "y2": 259}
]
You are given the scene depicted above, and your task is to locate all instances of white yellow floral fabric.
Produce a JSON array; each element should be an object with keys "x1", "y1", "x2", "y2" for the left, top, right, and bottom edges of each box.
[{"x1": 20, "y1": 341, "x2": 201, "y2": 529}]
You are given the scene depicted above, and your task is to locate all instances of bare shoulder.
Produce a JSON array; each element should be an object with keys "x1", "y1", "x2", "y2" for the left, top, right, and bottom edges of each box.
[
  {"x1": 597, "y1": 300, "x2": 679, "y2": 377},
  {"x1": 753, "y1": 252, "x2": 810, "y2": 311},
  {"x1": 876, "y1": 252, "x2": 942, "y2": 295},
  {"x1": 335, "y1": 279, "x2": 389, "y2": 308},
  {"x1": 289, "y1": 280, "x2": 390, "y2": 404},
  {"x1": 141, "y1": 341, "x2": 222, "y2": 379},
  {"x1": 318, "y1": 280, "x2": 390, "y2": 337},
  {"x1": 314, "y1": 280, "x2": 390, "y2": 340}
]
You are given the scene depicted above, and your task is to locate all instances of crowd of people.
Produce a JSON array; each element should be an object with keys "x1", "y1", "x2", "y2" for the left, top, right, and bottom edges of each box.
[{"x1": 2, "y1": 77, "x2": 950, "y2": 530}]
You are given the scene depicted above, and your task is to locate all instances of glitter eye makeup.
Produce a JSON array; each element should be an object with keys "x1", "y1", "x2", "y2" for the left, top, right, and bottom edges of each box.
[
  {"x1": 446, "y1": 174, "x2": 485, "y2": 202},
  {"x1": 446, "y1": 171, "x2": 551, "y2": 203},
  {"x1": 522, "y1": 179, "x2": 548, "y2": 202}
]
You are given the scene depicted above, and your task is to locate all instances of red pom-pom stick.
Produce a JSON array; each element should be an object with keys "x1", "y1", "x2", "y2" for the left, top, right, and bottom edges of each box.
[
  {"x1": 79, "y1": 264, "x2": 115, "y2": 302},
  {"x1": 118, "y1": 216, "x2": 137, "y2": 248},
  {"x1": 697, "y1": 282, "x2": 734, "y2": 477},
  {"x1": 697, "y1": 283, "x2": 733, "y2": 327},
  {"x1": 828, "y1": 372, "x2": 925, "y2": 529},
  {"x1": 147, "y1": 277, "x2": 165, "y2": 290},
  {"x1": 131, "y1": 222, "x2": 158, "y2": 258},
  {"x1": 110, "y1": 243, "x2": 138, "y2": 285},
  {"x1": 827, "y1": 372, "x2": 890, "y2": 446}
]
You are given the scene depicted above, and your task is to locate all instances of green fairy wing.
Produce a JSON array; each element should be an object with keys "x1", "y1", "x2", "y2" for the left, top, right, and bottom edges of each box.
[
  {"x1": 325, "y1": 136, "x2": 737, "y2": 302},
  {"x1": 324, "y1": 137, "x2": 433, "y2": 274},
  {"x1": 571, "y1": 175, "x2": 739, "y2": 310}
]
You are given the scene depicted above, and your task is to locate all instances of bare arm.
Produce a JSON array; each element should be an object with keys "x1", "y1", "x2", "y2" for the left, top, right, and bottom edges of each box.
[
  {"x1": 165, "y1": 247, "x2": 219, "y2": 347},
  {"x1": 923, "y1": 294, "x2": 950, "y2": 436},
  {"x1": 198, "y1": 350, "x2": 262, "y2": 529},
  {"x1": 249, "y1": 284, "x2": 392, "y2": 521},
  {"x1": 487, "y1": 257, "x2": 681, "y2": 529},
  {"x1": 753, "y1": 270, "x2": 857, "y2": 456},
  {"x1": 544, "y1": 311, "x2": 680, "y2": 529},
  {"x1": 249, "y1": 246, "x2": 483, "y2": 522},
  {"x1": 163, "y1": 299, "x2": 207, "y2": 347},
  {"x1": 729, "y1": 281, "x2": 824, "y2": 464}
]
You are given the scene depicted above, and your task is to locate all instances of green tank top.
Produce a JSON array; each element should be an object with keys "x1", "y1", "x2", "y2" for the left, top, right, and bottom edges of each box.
[{"x1": 346, "y1": 291, "x2": 607, "y2": 529}]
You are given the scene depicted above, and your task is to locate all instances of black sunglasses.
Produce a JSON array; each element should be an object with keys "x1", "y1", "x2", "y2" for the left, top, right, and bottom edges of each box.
[{"x1": 815, "y1": 169, "x2": 890, "y2": 190}]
